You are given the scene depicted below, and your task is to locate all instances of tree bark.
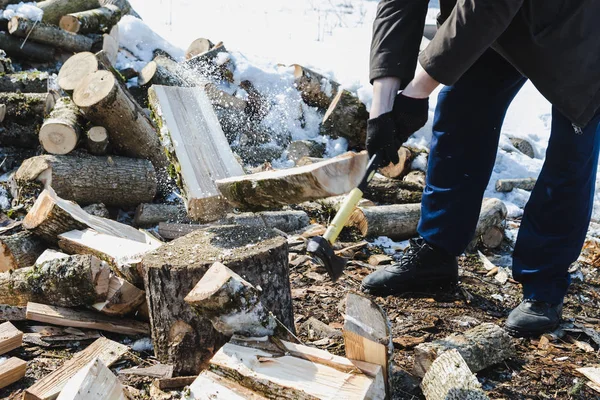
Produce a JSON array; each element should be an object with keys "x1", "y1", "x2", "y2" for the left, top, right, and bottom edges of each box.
[
  {"x1": 39, "y1": 98, "x2": 85, "y2": 155},
  {"x1": 58, "y1": 52, "x2": 99, "y2": 93},
  {"x1": 363, "y1": 175, "x2": 423, "y2": 204},
  {"x1": 349, "y1": 204, "x2": 421, "y2": 240},
  {"x1": 0, "y1": 50, "x2": 14, "y2": 75},
  {"x1": 60, "y1": 5, "x2": 122, "y2": 34},
  {"x1": 8, "y1": 16, "x2": 94, "y2": 53},
  {"x1": 0, "y1": 72, "x2": 49, "y2": 93},
  {"x1": 320, "y1": 90, "x2": 368, "y2": 150},
  {"x1": 0, "y1": 33, "x2": 56, "y2": 62},
  {"x1": 138, "y1": 59, "x2": 188, "y2": 87},
  {"x1": 495, "y1": 178, "x2": 536, "y2": 193},
  {"x1": 37, "y1": 0, "x2": 103, "y2": 25},
  {"x1": 0, "y1": 92, "x2": 55, "y2": 124},
  {"x1": 0, "y1": 231, "x2": 46, "y2": 272},
  {"x1": 141, "y1": 225, "x2": 293, "y2": 375},
  {"x1": 86, "y1": 126, "x2": 109, "y2": 155},
  {"x1": 15, "y1": 155, "x2": 157, "y2": 207},
  {"x1": 133, "y1": 203, "x2": 184, "y2": 228},
  {"x1": 467, "y1": 198, "x2": 507, "y2": 251},
  {"x1": 403, "y1": 170, "x2": 426, "y2": 188},
  {"x1": 0, "y1": 254, "x2": 110, "y2": 307},
  {"x1": 292, "y1": 64, "x2": 340, "y2": 110},
  {"x1": 0, "y1": 121, "x2": 41, "y2": 149},
  {"x1": 509, "y1": 137, "x2": 534, "y2": 158}
]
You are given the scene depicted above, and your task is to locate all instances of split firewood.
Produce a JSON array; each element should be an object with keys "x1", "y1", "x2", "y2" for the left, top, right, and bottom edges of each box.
[
  {"x1": 133, "y1": 203, "x2": 184, "y2": 228},
  {"x1": 420, "y1": 349, "x2": 489, "y2": 400},
  {"x1": 0, "y1": 357, "x2": 27, "y2": 390},
  {"x1": 15, "y1": 155, "x2": 157, "y2": 207},
  {"x1": 101, "y1": 33, "x2": 119, "y2": 66},
  {"x1": 0, "y1": 255, "x2": 110, "y2": 307},
  {"x1": 0, "y1": 305, "x2": 26, "y2": 321},
  {"x1": 26, "y1": 302, "x2": 149, "y2": 335},
  {"x1": 141, "y1": 225, "x2": 293, "y2": 375},
  {"x1": 0, "y1": 231, "x2": 46, "y2": 272},
  {"x1": 58, "y1": 52, "x2": 99, "y2": 93},
  {"x1": 23, "y1": 188, "x2": 149, "y2": 244},
  {"x1": 368, "y1": 254, "x2": 393, "y2": 266},
  {"x1": 287, "y1": 140, "x2": 325, "y2": 163},
  {"x1": 292, "y1": 64, "x2": 340, "y2": 109},
  {"x1": 86, "y1": 126, "x2": 109, "y2": 155},
  {"x1": 0, "y1": 322, "x2": 22, "y2": 356},
  {"x1": 379, "y1": 147, "x2": 413, "y2": 179},
  {"x1": 189, "y1": 371, "x2": 268, "y2": 399},
  {"x1": 413, "y1": 323, "x2": 515, "y2": 377},
  {"x1": 0, "y1": 121, "x2": 40, "y2": 149},
  {"x1": 403, "y1": 170, "x2": 426, "y2": 188},
  {"x1": 92, "y1": 275, "x2": 145, "y2": 316},
  {"x1": 35, "y1": 249, "x2": 68, "y2": 265},
  {"x1": 0, "y1": 72, "x2": 49, "y2": 93},
  {"x1": 0, "y1": 32, "x2": 56, "y2": 62},
  {"x1": 217, "y1": 151, "x2": 369, "y2": 210},
  {"x1": 120, "y1": 364, "x2": 173, "y2": 379},
  {"x1": 349, "y1": 203, "x2": 421, "y2": 240},
  {"x1": 363, "y1": 175, "x2": 423, "y2": 204},
  {"x1": 509, "y1": 137, "x2": 535, "y2": 158},
  {"x1": 39, "y1": 98, "x2": 85, "y2": 155},
  {"x1": 73, "y1": 70, "x2": 169, "y2": 171},
  {"x1": 0, "y1": 92, "x2": 55, "y2": 124},
  {"x1": 321, "y1": 90, "x2": 368, "y2": 149},
  {"x1": 495, "y1": 177, "x2": 536, "y2": 192},
  {"x1": 468, "y1": 198, "x2": 508, "y2": 251},
  {"x1": 60, "y1": 5, "x2": 122, "y2": 34},
  {"x1": 185, "y1": 38, "x2": 214, "y2": 59},
  {"x1": 57, "y1": 357, "x2": 126, "y2": 400},
  {"x1": 153, "y1": 376, "x2": 196, "y2": 391},
  {"x1": 23, "y1": 337, "x2": 128, "y2": 400},
  {"x1": 37, "y1": 0, "x2": 105, "y2": 25},
  {"x1": 148, "y1": 85, "x2": 245, "y2": 221},
  {"x1": 8, "y1": 17, "x2": 94, "y2": 53}
]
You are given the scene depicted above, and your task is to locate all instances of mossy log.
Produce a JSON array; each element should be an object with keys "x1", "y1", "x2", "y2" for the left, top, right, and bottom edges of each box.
[
  {"x1": 363, "y1": 175, "x2": 423, "y2": 204},
  {"x1": 0, "y1": 122, "x2": 41, "y2": 149},
  {"x1": 86, "y1": 126, "x2": 109, "y2": 155},
  {"x1": 39, "y1": 98, "x2": 85, "y2": 155},
  {"x1": 0, "y1": 254, "x2": 110, "y2": 307},
  {"x1": 60, "y1": 5, "x2": 122, "y2": 34},
  {"x1": 292, "y1": 64, "x2": 340, "y2": 110},
  {"x1": 0, "y1": 231, "x2": 46, "y2": 272},
  {"x1": 8, "y1": 16, "x2": 94, "y2": 53},
  {"x1": 0, "y1": 72, "x2": 49, "y2": 93},
  {"x1": 58, "y1": 52, "x2": 99, "y2": 93},
  {"x1": 321, "y1": 89, "x2": 368, "y2": 150},
  {"x1": 37, "y1": 0, "x2": 103, "y2": 25},
  {"x1": 15, "y1": 155, "x2": 157, "y2": 207},
  {"x1": 141, "y1": 225, "x2": 293, "y2": 375},
  {"x1": 0, "y1": 33, "x2": 56, "y2": 62},
  {"x1": 0, "y1": 92, "x2": 55, "y2": 124}
]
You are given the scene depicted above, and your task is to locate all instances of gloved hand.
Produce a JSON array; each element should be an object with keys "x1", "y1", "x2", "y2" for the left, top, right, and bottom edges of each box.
[{"x1": 392, "y1": 93, "x2": 429, "y2": 143}]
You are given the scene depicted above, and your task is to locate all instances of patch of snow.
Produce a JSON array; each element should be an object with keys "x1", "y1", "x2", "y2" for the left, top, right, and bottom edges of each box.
[
  {"x1": 131, "y1": 337, "x2": 154, "y2": 352},
  {"x1": 2, "y1": 2, "x2": 43, "y2": 21},
  {"x1": 411, "y1": 153, "x2": 428, "y2": 172},
  {"x1": 370, "y1": 236, "x2": 409, "y2": 255}
]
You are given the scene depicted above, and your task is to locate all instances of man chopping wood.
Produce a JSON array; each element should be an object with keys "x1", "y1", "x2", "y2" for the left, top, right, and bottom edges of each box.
[{"x1": 362, "y1": 0, "x2": 600, "y2": 337}]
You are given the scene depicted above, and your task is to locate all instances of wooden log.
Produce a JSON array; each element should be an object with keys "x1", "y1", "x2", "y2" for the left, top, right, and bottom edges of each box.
[
  {"x1": 0, "y1": 357, "x2": 27, "y2": 390},
  {"x1": 509, "y1": 137, "x2": 534, "y2": 158},
  {"x1": 420, "y1": 349, "x2": 489, "y2": 400},
  {"x1": 0, "y1": 322, "x2": 22, "y2": 356},
  {"x1": 363, "y1": 175, "x2": 423, "y2": 204},
  {"x1": 23, "y1": 188, "x2": 149, "y2": 244},
  {"x1": 16, "y1": 155, "x2": 157, "y2": 207},
  {"x1": 73, "y1": 70, "x2": 168, "y2": 171},
  {"x1": 26, "y1": 302, "x2": 149, "y2": 335},
  {"x1": 349, "y1": 203, "x2": 421, "y2": 240},
  {"x1": 138, "y1": 60, "x2": 187, "y2": 87},
  {"x1": 39, "y1": 98, "x2": 85, "y2": 155},
  {"x1": 495, "y1": 178, "x2": 536, "y2": 193},
  {"x1": 141, "y1": 225, "x2": 293, "y2": 375},
  {"x1": 403, "y1": 170, "x2": 426, "y2": 188},
  {"x1": 35, "y1": 249, "x2": 69, "y2": 265},
  {"x1": 0, "y1": 122, "x2": 41, "y2": 149},
  {"x1": 292, "y1": 64, "x2": 340, "y2": 110},
  {"x1": 23, "y1": 337, "x2": 129, "y2": 400},
  {"x1": 148, "y1": 85, "x2": 245, "y2": 221},
  {"x1": 99, "y1": 0, "x2": 139, "y2": 18},
  {"x1": 0, "y1": 92, "x2": 54, "y2": 124},
  {"x1": 217, "y1": 151, "x2": 369, "y2": 210},
  {"x1": 92, "y1": 275, "x2": 145, "y2": 316},
  {"x1": 467, "y1": 198, "x2": 508, "y2": 251},
  {"x1": 183, "y1": 43, "x2": 232, "y2": 81},
  {"x1": 0, "y1": 72, "x2": 49, "y2": 93},
  {"x1": 0, "y1": 231, "x2": 46, "y2": 272},
  {"x1": 0, "y1": 33, "x2": 56, "y2": 62},
  {"x1": 58, "y1": 52, "x2": 99, "y2": 93},
  {"x1": 185, "y1": 38, "x2": 214, "y2": 60},
  {"x1": 86, "y1": 126, "x2": 109, "y2": 155},
  {"x1": 378, "y1": 147, "x2": 413, "y2": 179},
  {"x1": 413, "y1": 323, "x2": 515, "y2": 378},
  {"x1": 37, "y1": 0, "x2": 103, "y2": 25},
  {"x1": 321, "y1": 90, "x2": 368, "y2": 149},
  {"x1": 0, "y1": 254, "x2": 110, "y2": 307},
  {"x1": 101, "y1": 33, "x2": 119, "y2": 66},
  {"x1": 56, "y1": 357, "x2": 126, "y2": 400},
  {"x1": 481, "y1": 225, "x2": 504, "y2": 249},
  {"x1": 133, "y1": 203, "x2": 184, "y2": 228},
  {"x1": 60, "y1": 5, "x2": 122, "y2": 34},
  {"x1": 8, "y1": 17, "x2": 94, "y2": 53}
]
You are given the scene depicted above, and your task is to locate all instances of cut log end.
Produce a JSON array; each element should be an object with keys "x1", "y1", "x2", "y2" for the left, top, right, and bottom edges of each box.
[
  {"x1": 86, "y1": 126, "x2": 109, "y2": 155},
  {"x1": 39, "y1": 124, "x2": 79, "y2": 155},
  {"x1": 185, "y1": 38, "x2": 213, "y2": 60},
  {"x1": 138, "y1": 61, "x2": 157, "y2": 86},
  {"x1": 58, "y1": 52, "x2": 99, "y2": 92},
  {"x1": 59, "y1": 15, "x2": 81, "y2": 33},
  {"x1": 73, "y1": 70, "x2": 115, "y2": 108}
]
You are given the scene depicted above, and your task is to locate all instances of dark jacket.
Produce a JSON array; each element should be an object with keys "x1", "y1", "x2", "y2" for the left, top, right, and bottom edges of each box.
[{"x1": 370, "y1": 0, "x2": 600, "y2": 126}]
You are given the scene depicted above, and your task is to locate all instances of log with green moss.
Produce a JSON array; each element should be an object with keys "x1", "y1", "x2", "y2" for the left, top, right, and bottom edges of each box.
[
  {"x1": 0, "y1": 72, "x2": 49, "y2": 93},
  {"x1": 60, "y1": 4, "x2": 122, "y2": 34},
  {"x1": 8, "y1": 16, "x2": 94, "y2": 53},
  {"x1": 0, "y1": 92, "x2": 55, "y2": 124}
]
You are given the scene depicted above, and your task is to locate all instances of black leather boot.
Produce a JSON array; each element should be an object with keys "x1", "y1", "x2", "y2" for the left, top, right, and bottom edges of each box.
[
  {"x1": 504, "y1": 299, "x2": 563, "y2": 337},
  {"x1": 361, "y1": 238, "x2": 458, "y2": 297}
]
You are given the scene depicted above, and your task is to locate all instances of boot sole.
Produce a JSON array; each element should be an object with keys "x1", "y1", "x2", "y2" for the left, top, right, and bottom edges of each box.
[
  {"x1": 504, "y1": 321, "x2": 560, "y2": 338},
  {"x1": 361, "y1": 278, "x2": 458, "y2": 297}
]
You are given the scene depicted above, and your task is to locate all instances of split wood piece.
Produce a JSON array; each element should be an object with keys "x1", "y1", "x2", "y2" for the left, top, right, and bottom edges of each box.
[
  {"x1": 141, "y1": 225, "x2": 293, "y2": 375},
  {"x1": 217, "y1": 151, "x2": 369, "y2": 210},
  {"x1": 16, "y1": 155, "x2": 157, "y2": 207},
  {"x1": 0, "y1": 32, "x2": 56, "y2": 62},
  {"x1": 0, "y1": 254, "x2": 110, "y2": 307},
  {"x1": 60, "y1": 5, "x2": 122, "y2": 34},
  {"x1": 0, "y1": 92, "x2": 55, "y2": 124},
  {"x1": 292, "y1": 64, "x2": 340, "y2": 109},
  {"x1": 39, "y1": 98, "x2": 85, "y2": 155},
  {"x1": 0, "y1": 72, "x2": 49, "y2": 93},
  {"x1": 120, "y1": 364, "x2": 173, "y2": 379},
  {"x1": 153, "y1": 376, "x2": 196, "y2": 391},
  {"x1": 23, "y1": 188, "x2": 149, "y2": 244},
  {"x1": 0, "y1": 322, "x2": 23, "y2": 355},
  {"x1": 92, "y1": 275, "x2": 145, "y2": 316},
  {"x1": 368, "y1": 254, "x2": 393, "y2": 266},
  {"x1": 0, "y1": 357, "x2": 26, "y2": 389},
  {"x1": 403, "y1": 170, "x2": 426, "y2": 188},
  {"x1": 23, "y1": 337, "x2": 128, "y2": 400},
  {"x1": 57, "y1": 52, "x2": 99, "y2": 93},
  {"x1": 413, "y1": 322, "x2": 515, "y2": 378},
  {"x1": 0, "y1": 230, "x2": 46, "y2": 272},
  {"x1": 321, "y1": 90, "x2": 368, "y2": 149},
  {"x1": 148, "y1": 85, "x2": 245, "y2": 221},
  {"x1": 73, "y1": 70, "x2": 168, "y2": 171},
  {"x1": 8, "y1": 17, "x2": 94, "y2": 53},
  {"x1": 25, "y1": 326, "x2": 101, "y2": 344},
  {"x1": 577, "y1": 367, "x2": 600, "y2": 393},
  {"x1": 0, "y1": 305, "x2": 26, "y2": 321},
  {"x1": 35, "y1": 249, "x2": 69, "y2": 265},
  {"x1": 57, "y1": 229, "x2": 161, "y2": 287},
  {"x1": 208, "y1": 341, "x2": 384, "y2": 399},
  {"x1": 363, "y1": 175, "x2": 423, "y2": 205},
  {"x1": 25, "y1": 302, "x2": 149, "y2": 335},
  {"x1": 185, "y1": 262, "x2": 278, "y2": 337},
  {"x1": 133, "y1": 203, "x2": 184, "y2": 228},
  {"x1": 185, "y1": 38, "x2": 214, "y2": 60},
  {"x1": 420, "y1": 349, "x2": 489, "y2": 400},
  {"x1": 56, "y1": 357, "x2": 126, "y2": 400},
  {"x1": 379, "y1": 147, "x2": 413, "y2": 179},
  {"x1": 467, "y1": 198, "x2": 508, "y2": 251},
  {"x1": 495, "y1": 177, "x2": 536, "y2": 193},
  {"x1": 101, "y1": 33, "x2": 119, "y2": 66},
  {"x1": 343, "y1": 292, "x2": 392, "y2": 389},
  {"x1": 86, "y1": 127, "x2": 109, "y2": 155},
  {"x1": 0, "y1": 121, "x2": 40, "y2": 149},
  {"x1": 37, "y1": 0, "x2": 103, "y2": 25},
  {"x1": 509, "y1": 137, "x2": 535, "y2": 158},
  {"x1": 348, "y1": 203, "x2": 421, "y2": 240},
  {"x1": 189, "y1": 370, "x2": 268, "y2": 400}
]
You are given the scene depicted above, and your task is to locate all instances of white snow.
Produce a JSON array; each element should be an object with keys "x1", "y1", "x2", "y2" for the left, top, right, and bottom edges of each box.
[
  {"x1": 370, "y1": 236, "x2": 409, "y2": 255},
  {"x1": 1, "y1": 2, "x2": 43, "y2": 21},
  {"x1": 131, "y1": 337, "x2": 154, "y2": 352}
]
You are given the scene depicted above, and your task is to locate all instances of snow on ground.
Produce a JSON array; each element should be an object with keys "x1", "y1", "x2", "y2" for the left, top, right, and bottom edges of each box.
[{"x1": 1, "y1": 2, "x2": 42, "y2": 21}]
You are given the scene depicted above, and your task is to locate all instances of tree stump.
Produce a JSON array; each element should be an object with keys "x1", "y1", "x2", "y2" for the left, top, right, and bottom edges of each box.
[{"x1": 141, "y1": 225, "x2": 293, "y2": 375}]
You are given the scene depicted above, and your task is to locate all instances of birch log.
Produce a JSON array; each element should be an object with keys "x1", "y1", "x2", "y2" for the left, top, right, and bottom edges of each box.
[
  {"x1": 8, "y1": 16, "x2": 94, "y2": 53},
  {"x1": 349, "y1": 204, "x2": 421, "y2": 240},
  {"x1": 39, "y1": 98, "x2": 85, "y2": 155}
]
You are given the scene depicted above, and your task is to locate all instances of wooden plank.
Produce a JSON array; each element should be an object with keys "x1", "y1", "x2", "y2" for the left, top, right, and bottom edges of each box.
[
  {"x1": 24, "y1": 337, "x2": 129, "y2": 400},
  {"x1": 0, "y1": 322, "x2": 23, "y2": 356},
  {"x1": 148, "y1": 85, "x2": 245, "y2": 222},
  {"x1": 26, "y1": 302, "x2": 149, "y2": 335},
  {"x1": 56, "y1": 357, "x2": 126, "y2": 400},
  {"x1": 0, "y1": 357, "x2": 26, "y2": 389}
]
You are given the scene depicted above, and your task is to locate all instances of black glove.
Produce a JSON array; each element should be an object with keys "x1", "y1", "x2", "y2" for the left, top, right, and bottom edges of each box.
[{"x1": 392, "y1": 93, "x2": 429, "y2": 143}]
